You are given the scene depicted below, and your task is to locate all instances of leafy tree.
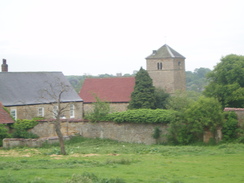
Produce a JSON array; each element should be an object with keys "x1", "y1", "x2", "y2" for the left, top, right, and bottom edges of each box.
[
  {"x1": 167, "y1": 96, "x2": 224, "y2": 144},
  {"x1": 204, "y1": 54, "x2": 244, "y2": 108},
  {"x1": 166, "y1": 91, "x2": 201, "y2": 144},
  {"x1": 166, "y1": 91, "x2": 200, "y2": 112},
  {"x1": 154, "y1": 88, "x2": 170, "y2": 109},
  {"x1": 128, "y1": 67, "x2": 156, "y2": 109},
  {"x1": 184, "y1": 97, "x2": 224, "y2": 141}
]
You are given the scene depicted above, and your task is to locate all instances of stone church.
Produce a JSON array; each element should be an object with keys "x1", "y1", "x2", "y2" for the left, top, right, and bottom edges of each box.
[
  {"x1": 146, "y1": 44, "x2": 186, "y2": 94},
  {"x1": 79, "y1": 44, "x2": 186, "y2": 113}
]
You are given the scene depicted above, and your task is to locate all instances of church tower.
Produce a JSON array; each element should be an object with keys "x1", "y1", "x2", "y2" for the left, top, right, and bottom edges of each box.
[{"x1": 146, "y1": 44, "x2": 186, "y2": 94}]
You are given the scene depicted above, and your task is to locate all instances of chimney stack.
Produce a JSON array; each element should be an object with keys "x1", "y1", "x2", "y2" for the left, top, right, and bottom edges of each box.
[{"x1": 1, "y1": 59, "x2": 8, "y2": 72}]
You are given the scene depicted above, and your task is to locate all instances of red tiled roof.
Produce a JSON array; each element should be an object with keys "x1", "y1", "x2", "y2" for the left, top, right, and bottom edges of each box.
[
  {"x1": 0, "y1": 102, "x2": 15, "y2": 124},
  {"x1": 224, "y1": 108, "x2": 244, "y2": 111},
  {"x1": 79, "y1": 77, "x2": 135, "y2": 103}
]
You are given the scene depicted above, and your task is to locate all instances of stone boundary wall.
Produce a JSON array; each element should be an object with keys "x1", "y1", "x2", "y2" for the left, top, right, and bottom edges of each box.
[
  {"x1": 3, "y1": 136, "x2": 70, "y2": 148},
  {"x1": 28, "y1": 120, "x2": 168, "y2": 145},
  {"x1": 3, "y1": 121, "x2": 168, "y2": 148},
  {"x1": 3, "y1": 118, "x2": 225, "y2": 148},
  {"x1": 224, "y1": 108, "x2": 244, "y2": 127}
]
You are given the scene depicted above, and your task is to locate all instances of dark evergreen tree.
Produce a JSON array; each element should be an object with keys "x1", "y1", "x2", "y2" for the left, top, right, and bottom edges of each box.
[{"x1": 128, "y1": 67, "x2": 156, "y2": 109}]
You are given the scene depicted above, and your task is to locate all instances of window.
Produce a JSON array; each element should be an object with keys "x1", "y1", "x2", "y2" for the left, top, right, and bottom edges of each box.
[
  {"x1": 178, "y1": 61, "x2": 181, "y2": 66},
  {"x1": 70, "y1": 104, "x2": 75, "y2": 118},
  {"x1": 38, "y1": 107, "x2": 44, "y2": 117},
  {"x1": 53, "y1": 106, "x2": 58, "y2": 118},
  {"x1": 157, "y1": 62, "x2": 163, "y2": 70},
  {"x1": 10, "y1": 109, "x2": 17, "y2": 120}
]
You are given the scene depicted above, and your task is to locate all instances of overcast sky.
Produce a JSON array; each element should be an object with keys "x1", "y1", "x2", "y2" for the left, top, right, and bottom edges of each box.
[{"x1": 0, "y1": 0, "x2": 243, "y2": 75}]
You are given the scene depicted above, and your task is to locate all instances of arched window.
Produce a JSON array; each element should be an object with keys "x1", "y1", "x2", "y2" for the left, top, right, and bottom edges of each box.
[{"x1": 157, "y1": 62, "x2": 162, "y2": 70}]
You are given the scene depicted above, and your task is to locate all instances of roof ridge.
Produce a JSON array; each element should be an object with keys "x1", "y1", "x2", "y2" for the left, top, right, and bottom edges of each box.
[{"x1": 165, "y1": 45, "x2": 174, "y2": 57}]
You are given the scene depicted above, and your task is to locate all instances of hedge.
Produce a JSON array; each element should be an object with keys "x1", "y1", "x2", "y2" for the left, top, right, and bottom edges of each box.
[{"x1": 104, "y1": 109, "x2": 176, "y2": 124}]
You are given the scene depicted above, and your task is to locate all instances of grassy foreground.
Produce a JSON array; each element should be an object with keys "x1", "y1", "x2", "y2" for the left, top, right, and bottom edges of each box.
[{"x1": 0, "y1": 136, "x2": 244, "y2": 183}]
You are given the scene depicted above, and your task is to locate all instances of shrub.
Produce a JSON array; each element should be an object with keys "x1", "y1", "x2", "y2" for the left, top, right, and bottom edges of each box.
[
  {"x1": 0, "y1": 124, "x2": 10, "y2": 146},
  {"x1": 184, "y1": 97, "x2": 224, "y2": 137},
  {"x1": 166, "y1": 112, "x2": 195, "y2": 145},
  {"x1": 104, "y1": 109, "x2": 176, "y2": 124},
  {"x1": 11, "y1": 119, "x2": 39, "y2": 139},
  {"x1": 12, "y1": 130, "x2": 39, "y2": 139},
  {"x1": 12, "y1": 119, "x2": 38, "y2": 130},
  {"x1": 85, "y1": 96, "x2": 110, "y2": 122},
  {"x1": 166, "y1": 97, "x2": 224, "y2": 145},
  {"x1": 152, "y1": 127, "x2": 161, "y2": 139},
  {"x1": 222, "y1": 112, "x2": 239, "y2": 142},
  {"x1": 152, "y1": 127, "x2": 162, "y2": 144}
]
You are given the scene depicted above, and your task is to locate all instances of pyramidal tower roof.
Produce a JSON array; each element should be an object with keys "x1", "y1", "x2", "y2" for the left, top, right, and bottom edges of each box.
[{"x1": 146, "y1": 44, "x2": 185, "y2": 59}]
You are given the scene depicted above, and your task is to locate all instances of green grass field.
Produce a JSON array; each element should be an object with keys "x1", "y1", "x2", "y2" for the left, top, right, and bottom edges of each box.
[{"x1": 0, "y1": 137, "x2": 244, "y2": 183}]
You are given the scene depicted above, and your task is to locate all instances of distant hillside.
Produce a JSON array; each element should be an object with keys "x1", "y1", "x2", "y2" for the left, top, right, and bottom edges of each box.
[{"x1": 186, "y1": 68, "x2": 211, "y2": 92}]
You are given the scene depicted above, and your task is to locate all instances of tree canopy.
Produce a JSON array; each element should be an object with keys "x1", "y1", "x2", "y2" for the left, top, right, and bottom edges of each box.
[
  {"x1": 186, "y1": 67, "x2": 211, "y2": 92},
  {"x1": 185, "y1": 96, "x2": 224, "y2": 133},
  {"x1": 167, "y1": 96, "x2": 224, "y2": 144},
  {"x1": 128, "y1": 67, "x2": 156, "y2": 109},
  {"x1": 204, "y1": 54, "x2": 244, "y2": 108}
]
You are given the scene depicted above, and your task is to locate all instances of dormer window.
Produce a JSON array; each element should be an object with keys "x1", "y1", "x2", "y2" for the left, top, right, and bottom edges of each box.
[{"x1": 157, "y1": 62, "x2": 162, "y2": 70}]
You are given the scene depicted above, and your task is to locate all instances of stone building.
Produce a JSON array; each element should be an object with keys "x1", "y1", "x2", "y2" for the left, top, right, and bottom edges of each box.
[
  {"x1": 146, "y1": 44, "x2": 186, "y2": 94},
  {"x1": 0, "y1": 60, "x2": 83, "y2": 120}
]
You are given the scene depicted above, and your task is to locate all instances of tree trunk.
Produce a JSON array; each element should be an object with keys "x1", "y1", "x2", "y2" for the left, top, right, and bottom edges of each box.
[{"x1": 54, "y1": 119, "x2": 66, "y2": 155}]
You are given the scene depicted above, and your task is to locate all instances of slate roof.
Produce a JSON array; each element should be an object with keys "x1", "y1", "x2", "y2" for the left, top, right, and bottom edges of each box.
[
  {"x1": 0, "y1": 102, "x2": 14, "y2": 124},
  {"x1": 146, "y1": 44, "x2": 185, "y2": 59},
  {"x1": 79, "y1": 77, "x2": 135, "y2": 103},
  {"x1": 0, "y1": 72, "x2": 83, "y2": 106}
]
